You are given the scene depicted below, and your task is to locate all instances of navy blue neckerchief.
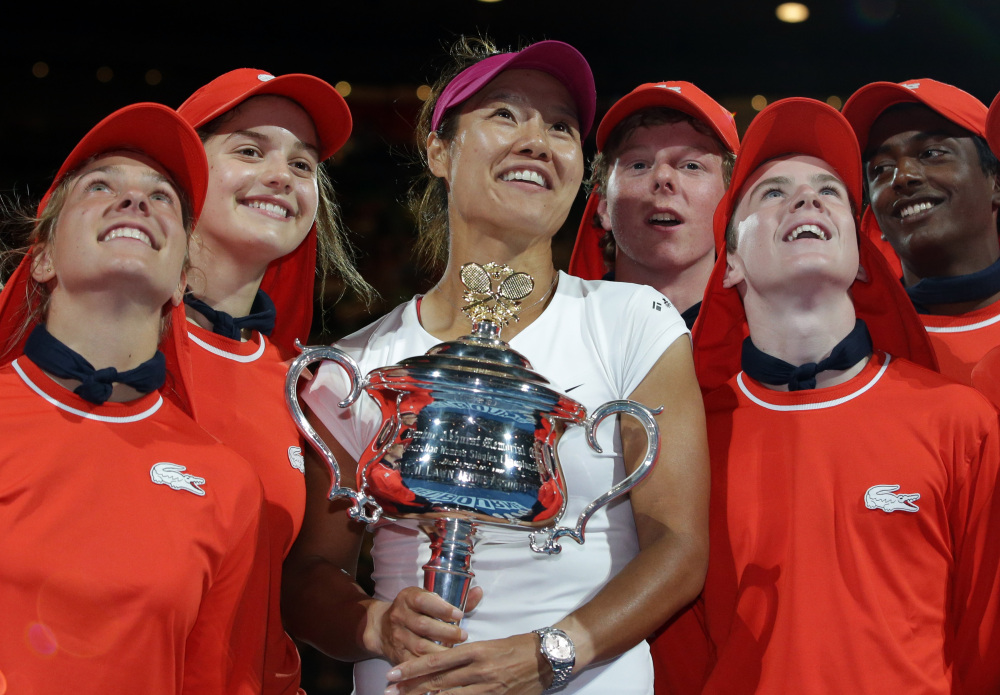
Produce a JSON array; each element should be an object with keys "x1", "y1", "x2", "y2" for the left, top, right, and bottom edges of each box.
[
  {"x1": 23, "y1": 324, "x2": 165, "y2": 404},
  {"x1": 184, "y1": 289, "x2": 276, "y2": 340},
  {"x1": 741, "y1": 319, "x2": 873, "y2": 391}
]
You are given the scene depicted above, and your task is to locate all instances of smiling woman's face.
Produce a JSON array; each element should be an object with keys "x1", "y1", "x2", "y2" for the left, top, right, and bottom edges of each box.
[
  {"x1": 196, "y1": 95, "x2": 320, "y2": 273},
  {"x1": 427, "y1": 69, "x2": 584, "y2": 244}
]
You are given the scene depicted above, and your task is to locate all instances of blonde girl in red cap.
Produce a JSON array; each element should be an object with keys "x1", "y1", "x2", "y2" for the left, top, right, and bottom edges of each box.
[
  {"x1": 0, "y1": 104, "x2": 263, "y2": 694},
  {"x1": 174, "y1": 70, "x2": 371, "y2": 695},
  {"x1": 287, "y1": 37, "x2": 709, "y2": 695}
]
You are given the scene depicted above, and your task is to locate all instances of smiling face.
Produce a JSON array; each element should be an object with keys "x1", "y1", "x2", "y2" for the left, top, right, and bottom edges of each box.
[
  {"x1": 865, "y1": 105, "x2": 1000, "y2": 281},
  {"x1": 724, "y1": 155, "x2": 858, "y2": 298},
  {"x1": 32, "y1": 152, "x2": 188, "y2": 310},
  {"x1": 196, "y1": 95, "x2": 320, "y2": 275},
  {"x1": 426, "y1": 69, "x2": 584, "y2": 246},
  {"x1": 598, "y1": 121, "x2": 726, "y2": 279}
]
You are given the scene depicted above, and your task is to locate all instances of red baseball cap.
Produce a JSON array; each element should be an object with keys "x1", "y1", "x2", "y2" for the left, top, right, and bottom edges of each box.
[
  {"x1": 842, "y1": 78, "x2": 988, "y2": 153},
  {"x1": 693, "y1": 98, "x2": 936, "y2": 392},
  {"x1": 569, "y1": 81, "x2": 738, "y2": 280},
  {"x1": 987, "y1": 90, "x2": 1000, "y2": 160},
  {"x1": 430, "y1": 40, "x2": 596, "y2": 138},
  {"x1": 595, "y1": 81, "x2": 739, "y2": 153},
  {"x1": 177, "y1": 68, "x2": 352, "y2": 160},
  {"x1": 39, "y1": 102, "x2": 208, "y2": 220}
]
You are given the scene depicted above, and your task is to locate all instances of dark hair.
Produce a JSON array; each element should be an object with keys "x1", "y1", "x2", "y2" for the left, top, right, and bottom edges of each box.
[
  {"x1": 407, "y1": 36, "x2": 505, "y2": 271},
  {"x1": 197, "y1": 97, "x2": 374, "y2": 304},
  {"x1": 587, "y1": 107, "x2": 737, "y2": 268}
]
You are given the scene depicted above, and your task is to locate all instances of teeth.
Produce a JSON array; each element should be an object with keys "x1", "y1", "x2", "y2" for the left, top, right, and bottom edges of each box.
[
  {"x1": 501, "y1": 170, "x2": 546, "y2": 187},
  {"x1": 900, "y1": 201, "x2": 935, "y2": 219},
  {"x1": 786, "y1": 224, "x2": 828, "y2": 241},
  {"x1": 650, "y1": 213, "x2": 680, "y2": 224},
  {"x1": 247, "y1": 200, "x2": 290, "y2": 217},
  {"x1": 102, "y1": 227, "x2": 152, "y2": 247}
]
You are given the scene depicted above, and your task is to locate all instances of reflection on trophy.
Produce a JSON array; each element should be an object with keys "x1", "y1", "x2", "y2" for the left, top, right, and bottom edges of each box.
[{"x1": 286, "y1": 262, "x2": 662, "y2": 611}]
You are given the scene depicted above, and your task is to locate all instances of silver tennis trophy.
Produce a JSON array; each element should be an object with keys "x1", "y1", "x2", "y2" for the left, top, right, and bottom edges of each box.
[{"x1": 287, "y1": 262, "x2": 661, "y2": 611}]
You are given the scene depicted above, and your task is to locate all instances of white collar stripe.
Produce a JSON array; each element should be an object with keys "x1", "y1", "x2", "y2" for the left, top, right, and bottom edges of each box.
[
  {"x1": 188, "y1": 330, "x2": 266, "y2": 362},
  {"x1": 924, "y1": 311, "x2": 1000, "y2": 333},
  {"x1": 13, "y1": 359, "x2": 163, "y2": 423},
  {"x1": 737, "y1": 356, "x2": 890, "y2": 411}
]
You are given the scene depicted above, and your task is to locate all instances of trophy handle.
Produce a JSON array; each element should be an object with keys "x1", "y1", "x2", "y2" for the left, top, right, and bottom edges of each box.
[
  {"x1": 529, "y1": 399, "x2": 662, "y2": 555},
  {"x1": 286, "y1": 340, "x2": 383, "y2": 525}
]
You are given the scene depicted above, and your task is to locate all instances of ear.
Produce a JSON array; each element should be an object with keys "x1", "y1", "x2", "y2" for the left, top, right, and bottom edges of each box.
[
  {"x1": 990, "y1": 172, "x2": 1000, "y2": 212},
  {"x1": 855, "y1": 263, "x2": 870, "y2": 283},
  {"x1": 170, "y1": 269, "x2": 188, "y2": 308},
  {"x1": 721, "y1": 253, "x2": 744, "y2": 289},
  {"x1": 426, "y1": 131, "x2": 451, "y2": 183},
  {"x1": 30, "y1": 244, "x2": 55, "y2": 283},
  {"x1": 596, "y1": 195, "x2": 612, "y2": 231}
]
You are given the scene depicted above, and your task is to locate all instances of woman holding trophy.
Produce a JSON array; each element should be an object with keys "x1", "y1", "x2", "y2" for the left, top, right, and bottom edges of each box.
[{"x1": 284, "y1": 38, "x2": 709, "y2": 695}]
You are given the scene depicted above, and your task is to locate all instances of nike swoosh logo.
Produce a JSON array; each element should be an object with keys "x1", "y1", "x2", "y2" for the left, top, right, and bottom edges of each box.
[{"x1": 565, "y1": 384, "x2": 584, "y2": 392}]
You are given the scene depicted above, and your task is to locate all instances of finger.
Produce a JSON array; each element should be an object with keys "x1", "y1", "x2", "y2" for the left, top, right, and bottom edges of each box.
[
  {"x1": 386, "y1": 645, "x2": 474, "y2": 683},
  {"x1": 404, "y1": 588, "x2": 466, "y2": 624},
  {"x1": 462, "y1": 586, "x2": 484, "y2": 613}
]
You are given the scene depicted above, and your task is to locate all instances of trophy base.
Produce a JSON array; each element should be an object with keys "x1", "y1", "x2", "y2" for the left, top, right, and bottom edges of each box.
[{"x1": 421, "y1": 518, "x2": 476, "y2": 611}]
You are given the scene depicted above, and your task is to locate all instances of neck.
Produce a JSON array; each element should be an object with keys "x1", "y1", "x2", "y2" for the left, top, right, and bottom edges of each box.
[
  {"x1": 615, "y1": 250, "x2": 714, "y2": 314},
  {"x1": 742, "y1": 288, "x2": 866, "y2": 390},
  {"x1": 43, "y1": 290, "x2": 163, "y2": 403},
  {"x1": 421, "y1": 236, "x2": 558, "y2": 342},
  {"x1": 187, "y1": 241, "x2": 268, "y2": 323}
]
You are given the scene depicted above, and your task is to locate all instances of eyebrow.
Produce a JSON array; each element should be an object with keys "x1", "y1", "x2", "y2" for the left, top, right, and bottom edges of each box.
[
  {"x1": 617, "y1": 142, "x2": 717, "y2": 158},
  {"x1": 79, "y1": 164, "x2": 173, "y2": 188},
  {"x1": 229, "y1": 128, "x2": 321, "y2": 160},
  {"x1": 866, "y1": 129, "x2": 956, "y2": 159}
]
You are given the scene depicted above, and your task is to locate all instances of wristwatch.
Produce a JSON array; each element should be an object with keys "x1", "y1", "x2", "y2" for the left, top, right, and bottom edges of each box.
[{"x1": 533, "y1": 626, "x2": 575, "y2": 691}]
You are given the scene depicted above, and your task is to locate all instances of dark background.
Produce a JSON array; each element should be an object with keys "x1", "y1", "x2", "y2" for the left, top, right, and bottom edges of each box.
[{"x1": 3, "y1": 0, "x2": 999, "y2": 690}]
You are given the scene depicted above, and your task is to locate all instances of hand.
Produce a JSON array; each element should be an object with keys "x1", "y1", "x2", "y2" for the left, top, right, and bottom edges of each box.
[
  {"x1": 369, "y1": 586, "x2": 484, "y2": 665},
  {"x1": 384, "y1": 631, "x2": 551, "y2": 695}
]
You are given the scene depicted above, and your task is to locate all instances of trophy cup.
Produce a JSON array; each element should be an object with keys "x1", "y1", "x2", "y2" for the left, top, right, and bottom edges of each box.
[{"x1": 286, "y1": 263, "x2": 662, "y2": 611}]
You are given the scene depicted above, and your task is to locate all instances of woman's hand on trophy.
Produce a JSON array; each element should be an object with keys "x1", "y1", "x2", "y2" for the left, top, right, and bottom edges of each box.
[
  {"x1": 383, "y1": 631, "x2": 549, "y2": 695},
  {"x1": 370, "y1": 586, "x2": 484, "y2": 664}
]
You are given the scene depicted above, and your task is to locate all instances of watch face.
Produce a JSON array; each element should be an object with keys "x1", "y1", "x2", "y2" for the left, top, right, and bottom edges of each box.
[{"x1": 543, "y1": 632, "x2": 574, "y2": 661}]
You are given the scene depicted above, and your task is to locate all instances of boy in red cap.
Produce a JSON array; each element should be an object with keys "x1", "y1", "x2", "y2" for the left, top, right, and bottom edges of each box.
[
  {"x1": 569, "y1": 82, "x2": 738, "y2": 328},
  {"x1": 653, "y1": 98, "x2": 1000, "y2": 695},
  {"x1": 843, "y1": 79, "x2": 1000, "y2": 400}
]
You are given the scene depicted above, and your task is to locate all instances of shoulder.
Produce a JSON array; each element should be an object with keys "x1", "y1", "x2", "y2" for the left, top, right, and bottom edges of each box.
[
  {"x1": 558, "y1": 274, "x2": 683, "y2": 326},
  {"x1": 335, "y1": 299, "x2": 415, "y2": 355}
]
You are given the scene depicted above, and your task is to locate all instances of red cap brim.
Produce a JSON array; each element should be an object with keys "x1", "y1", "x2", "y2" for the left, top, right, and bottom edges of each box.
[
  {"x1": 39, "y1": 103, "x2": 208, "y2": 220},
  {"x1": 595, "y1": 81, "x2": 739, "y2": 154},
  {"x1": 178, "y1": 69, "x2": 351, "y2": 160},
  {"x1": 843, "y1": 79, "x2": 988, "y2": 153}
]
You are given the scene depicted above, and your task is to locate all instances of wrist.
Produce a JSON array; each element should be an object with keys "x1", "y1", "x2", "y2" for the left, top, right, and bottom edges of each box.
[{"x1": 533, "y1": 626, "x2": 576, "y2": 691}]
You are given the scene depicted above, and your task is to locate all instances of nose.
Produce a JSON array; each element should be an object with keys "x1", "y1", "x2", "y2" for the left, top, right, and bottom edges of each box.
[
  {"x1": 652, "y1": 162, "x2": 674, "y2": 193},
  {"x1": 516, "y1": 117, "x2": 551, "y2": 161},
  {"x1": 115, "y1": 188, "x2": 150, "y2": 215},
  {"x1": 890, "y1": 157, "x2": 924, "y2": 191},
  {"x1": 263, "y1": 153, "x2": 293, "y2": 190},
  {"x1": 792, "y1": 184, "x2": 825, "y2": 212}
]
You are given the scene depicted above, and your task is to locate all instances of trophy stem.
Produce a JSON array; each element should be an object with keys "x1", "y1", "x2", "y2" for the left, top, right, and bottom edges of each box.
[{"x1": 421, "y1": 518, "x2": 477, "y2": 611}]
